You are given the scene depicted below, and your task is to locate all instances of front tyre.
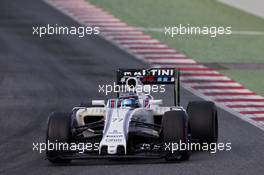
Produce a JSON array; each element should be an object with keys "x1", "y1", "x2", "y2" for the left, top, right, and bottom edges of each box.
[
  {"x1": 46, "y1": 112, "x2": 72, "y2": 164},
  {"x1": 161, "y1": 110, "x2": 191, "y2": 161},
  {"x1": 187, "y1": 101, "x2": 218, "y2": 144}
]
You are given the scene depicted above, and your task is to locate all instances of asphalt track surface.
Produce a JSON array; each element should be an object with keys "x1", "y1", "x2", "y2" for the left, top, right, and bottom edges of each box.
[{"x1": 0, "y1": 0, "x2": 263, "y2": 175}]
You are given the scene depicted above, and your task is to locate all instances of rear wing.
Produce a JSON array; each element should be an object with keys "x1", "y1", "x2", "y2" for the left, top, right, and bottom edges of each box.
[{"x1": 116, "y1": 68, "x2": 180, "y2": 106}]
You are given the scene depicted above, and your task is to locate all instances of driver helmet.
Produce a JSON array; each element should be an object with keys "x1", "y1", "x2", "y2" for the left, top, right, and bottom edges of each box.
[{"x1": 121, "y1": 98, "x2": 138, "y2": 107}]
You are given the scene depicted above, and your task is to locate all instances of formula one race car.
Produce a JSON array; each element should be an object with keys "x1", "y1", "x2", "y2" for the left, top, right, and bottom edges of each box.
[{"x1": 46, "y1": 68, "x2": 218, "y2": 163}]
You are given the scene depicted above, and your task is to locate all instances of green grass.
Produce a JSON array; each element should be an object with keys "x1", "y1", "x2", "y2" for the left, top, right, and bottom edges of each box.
[{"x1": 88, "y1": 0, "x2": 264, "y2": 95}]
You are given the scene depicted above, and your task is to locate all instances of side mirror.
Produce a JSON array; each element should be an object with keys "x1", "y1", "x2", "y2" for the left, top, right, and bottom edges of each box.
[
  {"x1": 149, "y1": 99, "x2": 163, "y2": 106},
  {"x1": 92, "y1": 100, "x2": 105, "y2": 107}
]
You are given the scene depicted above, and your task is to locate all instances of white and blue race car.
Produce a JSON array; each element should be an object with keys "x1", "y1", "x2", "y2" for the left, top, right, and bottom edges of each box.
[{"x1": 46, "y1": 68, "x2": 218, "y2": 163}]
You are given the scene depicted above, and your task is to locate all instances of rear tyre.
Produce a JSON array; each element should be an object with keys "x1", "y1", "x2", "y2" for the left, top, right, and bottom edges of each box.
[
  {"x1": 162, "y1": 110, "x2": 190, "y2": 161},
  {"x1": 46, "y1": 112, "x2": 72, "y2": 164},
  {"x1": 187, "y1": 101, "x2": 218, "y2": 144}
]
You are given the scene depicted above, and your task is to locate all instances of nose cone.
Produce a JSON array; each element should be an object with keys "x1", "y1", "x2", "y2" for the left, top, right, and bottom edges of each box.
[{"x1": 99, "y1": 108, "x2": 132, "y2": 155}]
